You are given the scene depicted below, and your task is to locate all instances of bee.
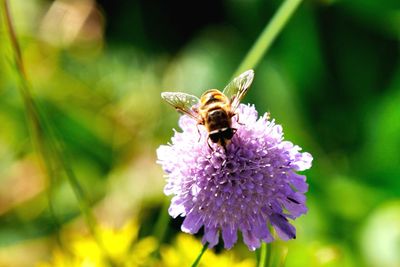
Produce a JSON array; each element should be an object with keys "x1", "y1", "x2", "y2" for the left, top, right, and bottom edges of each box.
[{"x1": 161, "y1": 69, "x2": 254, "y2": 151}]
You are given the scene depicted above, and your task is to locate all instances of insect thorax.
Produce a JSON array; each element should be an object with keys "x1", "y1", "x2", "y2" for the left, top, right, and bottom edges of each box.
[
  {"x1": 200, "y1": 89, "x2": 229, "y2": 106},
  {"x1": 205, "y1": 108, "x2": 231, "y2": 132}
]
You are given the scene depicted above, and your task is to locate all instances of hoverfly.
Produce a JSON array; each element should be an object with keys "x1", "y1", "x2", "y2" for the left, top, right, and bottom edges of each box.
[{"x1": 161, "y1": 69, "x2": 254, "y2": 151}]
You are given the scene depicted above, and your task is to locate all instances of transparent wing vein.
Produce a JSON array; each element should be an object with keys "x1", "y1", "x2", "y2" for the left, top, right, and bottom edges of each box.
[
  {"x1": 161, "y1": 92, "x2": 201, "y2": 121},
  {"x1": 223, "y1": 69, "x2": 254, "y2": 111}
]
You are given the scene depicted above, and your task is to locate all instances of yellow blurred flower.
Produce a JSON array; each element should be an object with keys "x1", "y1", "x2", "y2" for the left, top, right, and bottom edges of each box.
[
  {"x1": 37, "y1": 220, "x2": 157, "y2": 267},
  {"x1": 158, "y1": 234, "x2": 255, "y2": 267}
]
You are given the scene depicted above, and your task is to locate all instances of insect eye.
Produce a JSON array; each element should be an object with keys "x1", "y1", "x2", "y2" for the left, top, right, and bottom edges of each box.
[
  {"x1": 209, "y1": 133, "x2": 219, "y2": 143},
  {"x1": 221, "y1": 128, "x2": 235, "y2": 140}
]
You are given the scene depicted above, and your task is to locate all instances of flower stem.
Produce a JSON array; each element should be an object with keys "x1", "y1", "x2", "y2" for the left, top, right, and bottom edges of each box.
[
  {"x1": 234, "y1": 0, "x2": 304, "y2": 76},
  {"x1": 258, "y1": 242, "x2": 274, "y2": 267},
  {"x1": 152, "y1": 198, "x2": 171, "y2": 258},
  {"x1": 267, "y1": 242, "x2": 274, "y2": 267},
  {"x1": 153, "y1": 198, "x2": 171, "y2": 242},
  {"x1": 258, "y1": 242, "x2": 267, "y2": 267},
  {"x1": 191, "y1": 243, "x2": 208, "y2": 267}
]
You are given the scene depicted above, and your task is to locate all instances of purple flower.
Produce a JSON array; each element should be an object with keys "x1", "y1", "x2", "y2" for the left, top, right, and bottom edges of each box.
[{"x1": 157, "y1": 104, "x2": 312, "y2": 251}]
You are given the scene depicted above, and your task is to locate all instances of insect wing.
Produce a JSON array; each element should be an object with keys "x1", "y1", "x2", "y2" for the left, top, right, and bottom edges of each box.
[
  {"x1": 222, "y1": 69, "x2": 254, "y2": 111},
  {"x1": 161, "y1": 92, "x2": 201, "y2": 121}
]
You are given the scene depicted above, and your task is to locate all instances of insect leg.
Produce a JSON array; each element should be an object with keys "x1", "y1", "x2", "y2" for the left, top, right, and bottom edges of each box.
[
  {"x1": 233, "y1": 112, "x2": 244, "y2": 125},
  {"x1": 207, "y1": 136, "x2": 214, "y2": 152},
  {"x1": 196, "y1": 124, "x2": 202, "y2": 142}
]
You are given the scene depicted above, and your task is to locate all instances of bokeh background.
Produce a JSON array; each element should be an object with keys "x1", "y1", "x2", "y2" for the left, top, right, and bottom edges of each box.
[{"x1": 0, "y1": 0, "x2": 399, "y2": 266}]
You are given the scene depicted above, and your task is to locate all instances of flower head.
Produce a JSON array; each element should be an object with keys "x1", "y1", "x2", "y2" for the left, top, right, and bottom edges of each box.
[{"x1": 157, "y1": 104, "x2": 312, "y2": 251}]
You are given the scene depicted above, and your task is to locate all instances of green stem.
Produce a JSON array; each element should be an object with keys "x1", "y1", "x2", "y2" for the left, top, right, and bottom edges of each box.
[
  {"x1": 258, "y1": 242, "x2": 273, "y2": 267},
  {"x1": 191, "y1": 243, "x2": 208, "y2": 267},
  {"x1": 265, "y1": 242, "x2": 273, "y2": 267},
  {"x1": 258, "y1": 242, "x2": 267, "y2": 267},
  {"x1": 151, "y1": 199, "x2": 171, "y2": 259},
  {"x1": 234, "y1": 0, "x2": 304, "y2": 75},
  {"x1": 187, "y1": 1, "x2": 304, "y2": 266},
  {"x1": 1, "y1": 1, "x2": 114, "y2": 266},
  {"x1": 153, "y1": 198, "x2": 171, "y2": 242},
  {"x1": 235, "y1": 3, "x2": 303, "y2": 263},
  {"x1": 1, "y1": 0, "x2": 90, "y2": 230}
]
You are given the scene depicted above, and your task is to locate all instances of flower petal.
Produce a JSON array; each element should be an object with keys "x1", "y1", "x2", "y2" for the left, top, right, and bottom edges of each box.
[
  {"x1": 222, "y1": 226, "x2": 238, "y2": 249},
  {"x1": 290, "y1": 174, "x2": 309, "y2": 193},
  {"x1": 270, "y1": 214, "x2": 296, "y2": 241},
  {"x1": 242, "y1": 229, "x2": 261, "y2": 251},
  {"x1": 202, "y1": 227, "x2": 219, "y2": 247},
  {"x1": 181, "y1": 212, "x2": 203, "y2": 234},
  {"x1": 168, "y1": 196, "x2": 187, "y2": 218}
]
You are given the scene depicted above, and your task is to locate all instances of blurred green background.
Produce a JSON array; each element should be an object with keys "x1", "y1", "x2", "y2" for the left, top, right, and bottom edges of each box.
[{"x1": 0, "y1": 0, "x2": 399, "y2": 266}]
